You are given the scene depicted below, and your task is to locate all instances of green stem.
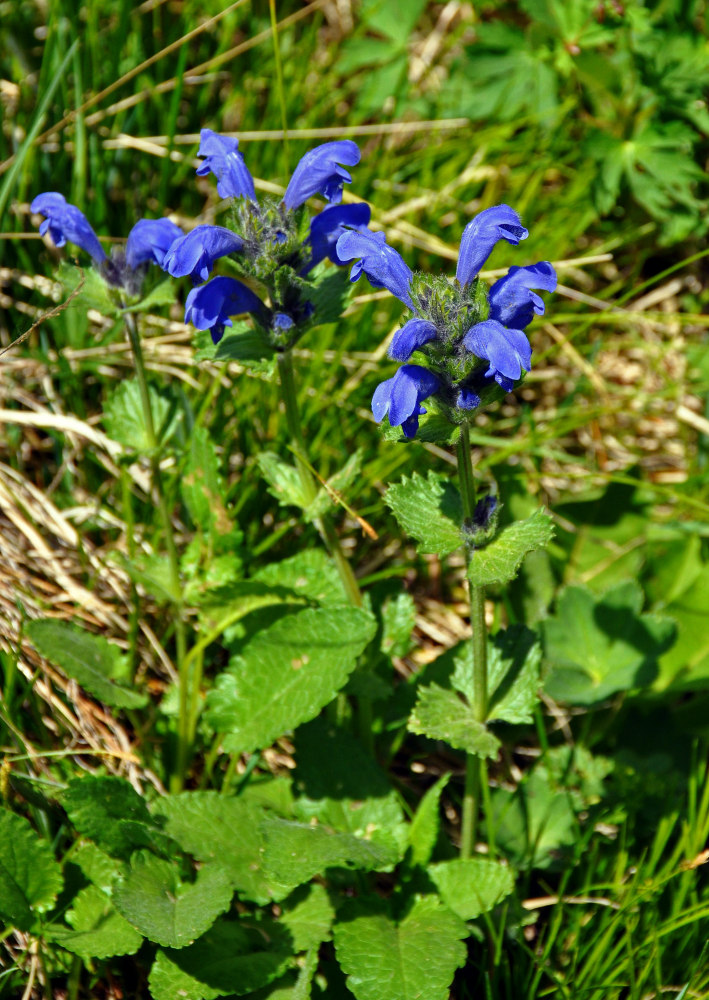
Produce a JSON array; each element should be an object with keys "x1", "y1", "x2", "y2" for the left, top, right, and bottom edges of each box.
[
  {"x1": 123, "y1": 312, "x2": 188, "y2": 790},
  {"x1": 457, "y1": 423, "x2": 489, "y2": 859},
  {"x1": 276, "y1": 351, "x2": 362, "y2": 608},
  {"x1": 268, "y1": 0, "x2": 289, "y2": 173}
]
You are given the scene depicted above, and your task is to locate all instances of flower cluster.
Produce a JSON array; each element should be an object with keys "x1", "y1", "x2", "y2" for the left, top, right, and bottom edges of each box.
[
  {"x1": 164, "y1": 131, "x2": 370, "y2": 346},
  {"x1": 30, "y1": 192, "x2": 182, "y2": 297},
  {"x1": 336, "y1": 206, "x2": 557, "y2": 438}
]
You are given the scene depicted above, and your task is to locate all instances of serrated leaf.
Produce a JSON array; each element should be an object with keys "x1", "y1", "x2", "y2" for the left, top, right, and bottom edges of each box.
[
  {"x1": 27, "y1": 619, "x2": 147, "y2": 709},
  {"x1": 468, "y1": 509, "x2": 554, "y2": 587},
  {"x1": 71, "y1": 843, "x2": 123, "y2": 893},
  {"x1": 261, "y1": 817, "x2": 398, "y2": 886},
  {"x1": 148, "y1": 918, "x2": 292, "y2": 1000},
  {"x1": 451, "y1": 626, "x2": 541, "y2": 725},
  {"x1": 491, "y1": 765, "x2": 577, "y2": 869},
  {"x1": 48, "y1": 884, "x2": 143, "y2": 959},
  {"x1": 428, "y1": 858, "x2": 514, "y2": 920},
  {"x1": 280, "y1": 883, "x2": 335, "y2": 952},
  {"x1": 204, "y1": 606, "x2": 376, "y2": 755},
  {"x1": 408, "y1": 684, "x2": 500, "y2": 759},
  {"x1": 151, "y1": 792, "x2": 280, "y2": 905},
  {"x1": 0, "y1": 809, "x2": 63, "y2": 931},
  {"x1": 193, "y1": 322, "x2": 274, "y2": 365},
  {"x1": 113, "y1": 852, "x2": 232, "y2": 948},
  {"x1": 103, "y1": 379, "x2": 179, "y2": 453},
  {"x1": 333, "y1": 895, "x2": 467, "y2": 1000},
  {"x1": 544, "y1": 581, "x2": 676, "y2": 704},
  {"x1": 385, "y1": 472, "x2": 463, "y2": 557},
  {"x1": 408, "y1": 774, "x2": 449, "y2": 867},
  {"x1": 258, "y1": 451, "x2": 310, "y2": 510},
  {"x1": 63, "y1": 776, "x2": 171, "y2": 859},
  {"x1": 58, "y1": 261, "x2": 118, "y2": 316},
  {"x1": 307, "y1": 449, "x2": 363, "y2": 520}
]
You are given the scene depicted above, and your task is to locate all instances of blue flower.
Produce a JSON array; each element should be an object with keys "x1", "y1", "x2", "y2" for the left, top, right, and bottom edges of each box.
[
  {"x1": 31, "y1": 192, "x2": 106, "y2": 265},
  {"x1": 282, "y1": 140, "x2": 360, "y2": 211},
  {"x1": 463, "y1": 319, "x2": 532, "y2": 389},
  {"x1": 304, "y1": 202, "x2": 371, "y2": 272},
  {"x1": 389, "y1": 318, "x2": 438, "y2": 361},
  {"x1": 184, "y1": 275, "x2": 265, "y2": 344},
  {"x1": 371, "y1": 364, "x2": 440, "y2": 438},
  {"x1": 196, "y1": 129, "x2": 256, "y2": 201},
  {"x1": 335, "y1": 228, "x2": 414, "y2": 309},
  {"x1": 456, "y1": 205, "x2": 528, "y2": 286},
  {"x1": 273, "y1": 313, "x2": 295, "y2": 331},
  {"x1": 488, "y1": 261, "x2": 557, "y2": 330},
  {"x1": 162, "y1": 225, "x2": 243, "y2": 283},
  {"x1": 125, "y1": 218, "x2": 183, "y2": 269},
  {"x1": 457, "y1": 387, "x2": 481, "y2": 410}
]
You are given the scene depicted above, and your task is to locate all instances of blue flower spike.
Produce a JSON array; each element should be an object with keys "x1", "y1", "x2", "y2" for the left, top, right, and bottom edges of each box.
[
  {"x1": 463, "y1": 318, "x2": 532, "y2": 389},
  {"x1": 336, "y1": 228, "x2": 414, "y2": 309},
  {"x1": 184, "y1": 275, "x2": 265, "y2": 344},
  {"x1": 305, "y1": 202, "x2": 371, "y2": 272},
  {"x1": 456, "y1": 204, "x2": 529, "y2": 286},
  {"x1": 126, "y1": 218, "x2": 183, "y2": 269},
  {"x1": 372, "y1": 364, "x2": 440, "y2": 438},
  {"x1": 196, "y1": 129, "x2": 256, "y2": 201},
  {"x1": 488, "y1": 261, "x2": 557, "y2": 330},
  {"x1": 162, "y1": 225, "x2": 243, "y2": 284},
  {"x1": 282, "y1": 140, "x2": 360, "y2": 210},
  {"x1": 389, "y1": 318, "x2": 438, "y2": 361},
  {"x1": 31, "y1": 192, "x2": 106, "y2": 265}
]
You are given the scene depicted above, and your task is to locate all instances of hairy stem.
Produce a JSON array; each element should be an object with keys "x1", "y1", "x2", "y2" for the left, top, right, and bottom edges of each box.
[
  {"x1": 123, "y1": 312, "x2": 188, "y2": 790},
  {"x1": 457, "y1": 422, "x2": 489, "y2": 859}
]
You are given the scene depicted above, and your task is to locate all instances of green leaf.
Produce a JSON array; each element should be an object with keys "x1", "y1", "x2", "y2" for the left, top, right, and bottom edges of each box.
[
  {"x1": 333, "y1": 895, "x2": 467, "y2": 1000},
  {"x1": 151, "y1": 792, "x2": 281, "y2": 905},
  {"x1": 204, "y1": 606, "x2": 376, "y2": 755},
  {"x1": 385, "y1": 472, "x2": 463, "y2": 557},
  {"x1": 113, "y1": 852, "x2": 232, "y2": 948},
  {"x1": 194, "y1": 322, "x2": 274, "y2": 365},
  {"x1": 149, "y1": 917, "x2": 292, "y2": 1000},
  {"x1": 58, "y1": 261, "x2": 118, "y2": 316},
  {"x1": 307, "y1": 449, "x2": 363, "y2": 520},
  {"x1": 48, "y1": 884, "x2": 143, "y2": 960},
  {"x1": 657, "y1": 565, "x2": 709, "y2": 691},
  {"x1": 491, "y1": 764, "x2": 578, "y2": 869},
  {"x1": 103, "y1": 379, "x2": 179, "y2": 452},
  {"x1": 544, "y1": 581, "x2": 676, "y2": 704},
  {"x1": 63, "y1": 775, "x2": 171, "y2": 859},
  {"x1": 408, "y1": 774, "x2": 449, "y2": 867},
  {"x1": 253, "y1": 549, "x2": 348, "y2": 605},
  {"x1": 308, "y1": 265, "x2": 352, "y2": 327},
  {"x1": 293, "y1": 718, "x2": 408, "y2": 859},
  {"x1": 261, "y1": 817, "x2": 398, "y2": 886},
  {"x1": 123, "y1": 279, "x2": 176, "y2": 313},
  {"x1": 27, "y1": 619, "x2": 147, "y2": 709},
  {"x1": 451, "y1": 626, "x2": 541, "y2": 725},
  {"x1": 280, "y1": 883, "x2": 335, "y2": 952},
  {"x1": 468, "y1": 509, "x2": 555, "y2": 587},
  {"x1": 181, "y1": 426, "x2": 232, "y2": 537},
  {"x1": 408, "y1": 684, "x2": 500, "y2": 759},
  {"x1": 381, "y1": 591, "x2": 416, "y2": 658},
  {"x1": 0, "y1": 809, "x2": 63, "y2": 931},
  {"x1": 257, "y1": 451, "x2": 310, "y2": 510},
  {"x1": 428, "y1": 858, "x2": 514, "y2": 920}
]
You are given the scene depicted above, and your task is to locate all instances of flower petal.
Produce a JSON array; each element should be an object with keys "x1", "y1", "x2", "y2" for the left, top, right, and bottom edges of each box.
[
  {"x1": 282, "y1": 140, "x2": 360, "y2": 210},
  {"x1": 126, "y1": 218, "x2": 183, "y2": 269},
  {"x1": 162, "y1": 225, "x2": 243, "y2": 283},
  {"x1": 196, "y1": 129, "x2": 256, "y2": 201},
  {"x1": 456, "y1": 205, "x2": 528, "y2": 286},
  {"x1": 463, "y1": 318, "x2": 531, "y2": 381},
  {"x1": 304, "y1": 202, "x2": 371, "y2": 272},
  {"x1": 185, "y1": 275, "x2": 264, "y2": 344},
  {"x1": 488, "y1": 261, "x2": 557, "y2": 329},
  {"x1": 31, "y1": 191, "x2": 106, "y2": 264},
  {"x1": 335, "y1": 228, "x2": 414, "y2": 309},
  {"x1": 388, "y1": 365, "x2": 440, "y2": 430},
  {"x1": 389, "y1": 318, "x2": 438, "y2": 361},
  {"x1": 371, "y1": 377, "x2": 394, "y2": 422}
]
